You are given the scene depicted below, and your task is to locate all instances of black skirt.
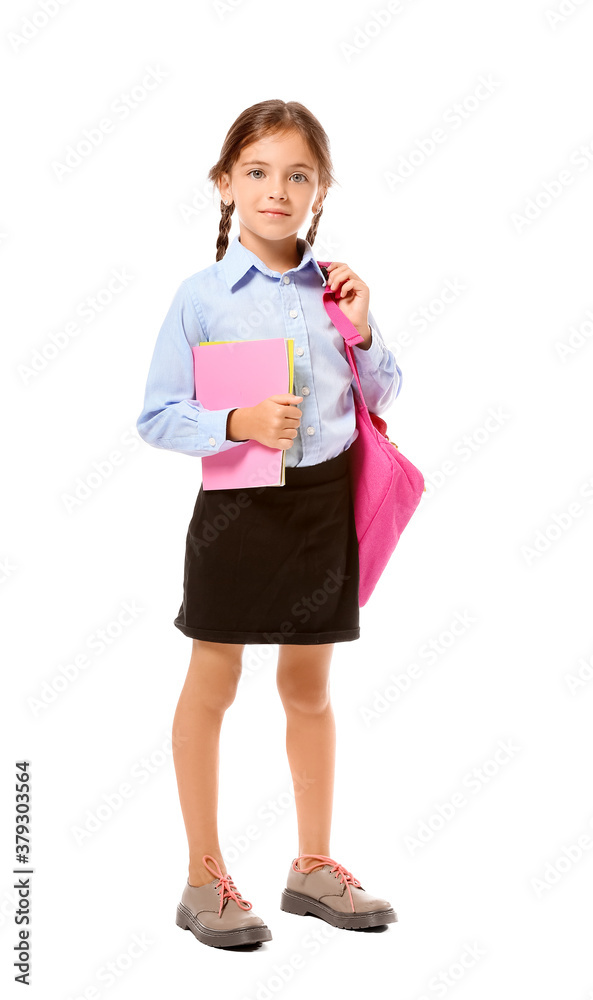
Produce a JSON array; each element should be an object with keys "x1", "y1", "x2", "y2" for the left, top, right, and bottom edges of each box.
[{"x1": 173, "y1": 445, "x2": 360, "y2": 645}]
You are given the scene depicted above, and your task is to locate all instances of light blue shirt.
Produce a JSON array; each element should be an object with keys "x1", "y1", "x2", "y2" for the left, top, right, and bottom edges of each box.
[{"x1": 136, "y1": 234, "x2": 402, "y2": 467}]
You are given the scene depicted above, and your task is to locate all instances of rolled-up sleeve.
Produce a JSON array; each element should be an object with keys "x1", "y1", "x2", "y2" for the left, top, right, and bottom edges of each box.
[
  {"x1": 136, "y1": 280, "x2": 248, "y2": 458},
  {"x1": 351, "y1": 308, "x2": 402, "y2": 415}
]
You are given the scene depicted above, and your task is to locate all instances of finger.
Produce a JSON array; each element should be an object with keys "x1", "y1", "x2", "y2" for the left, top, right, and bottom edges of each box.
[
  {"x1": 327, "y1": 263, "x2": 347, "y2": 278},
  {"x1": 337, "y1": 278, "x2": 361, "y2": 298},
  {"x1": 328, "y1": 266, "x2": 359, "y2": 292},
  {"x1": 329, "y1": 273, "x2": 350, "y2": 293},
  {"x1": 336, "y1": 278, "x2": 353, "y2": 297}
]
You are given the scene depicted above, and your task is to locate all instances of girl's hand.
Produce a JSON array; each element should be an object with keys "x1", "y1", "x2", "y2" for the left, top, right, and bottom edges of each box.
[
  {"x1": 325, "y1": 261, "x2": 370, "y2": 335},
  {"x1": 241, "y1": 394, "x2": 304, "y2": 450}
]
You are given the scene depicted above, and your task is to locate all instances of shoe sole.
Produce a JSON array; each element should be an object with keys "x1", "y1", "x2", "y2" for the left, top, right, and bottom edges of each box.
[
  {"x1": 176, "y1": 902, "x2": 272, "y2": 947},
  {"x1": 280, "y1": 889, "x2": 397, "y2": 929}
]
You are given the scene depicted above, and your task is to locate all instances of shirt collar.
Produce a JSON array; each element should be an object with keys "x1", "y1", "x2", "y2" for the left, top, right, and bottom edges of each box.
[{"x1": 221, "y1": 234, "x2": 327, "y2": 290}]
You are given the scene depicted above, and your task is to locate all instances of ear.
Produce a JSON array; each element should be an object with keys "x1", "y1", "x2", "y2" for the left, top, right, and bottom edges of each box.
[
  {"x1": 218, "y1": 173, "x2": 231, "y2": 203},
  {"x1": 313, "y1": 185, "x2": 329, "y2": 214}
]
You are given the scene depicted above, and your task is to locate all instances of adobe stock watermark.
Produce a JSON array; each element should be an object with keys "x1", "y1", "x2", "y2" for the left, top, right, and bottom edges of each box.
[
  {"x1": 63, "y1": 930, "x2": 154, "y2": 1000},
  {"x1": 413, "y1": 941, "x2": 487, "y2": 999},
  {"x1": 213, "y1": 0, "x2": 249, "y2": 18},
  {"x1": 241, "y1": 643, "x2": 279, "y2": 679},
  {"x1": 554, "y1": 304, "x2": 593, "y2": 362},
  {"x1": 0, "y1": 557, "x2": 17, "y2": 586},
  {"x1": 384, "y1": 74, "x2": 501, "y2": 190},
  {"x1": 510, "y1": 132, "x2": 593, "y2": 233},
  {"x1": 404, "y1": 739, "x2": 522, "y2": 856},
  {"x1": 259, "y1": 565, "x2": 350, "y2": 644},
  {"x1": 340, "y1": 0, "x2": 409, "y2": 62},
  {"x1": 178, "y1": 179, "x2": 218, "y2": 224},
  {"x1": 187, "y1": 477, "x2": 277, "y2": 559},
  {"x1": 222, "y1": 772, "x2": 317, "y2": 867},
  {"x1": 216, "y1": 289, "x2": 279, "y2": 340},
  {"x1": 384, "y1": 277, "x2": 467, "y2": 359},
  {"x1": 7, "y1": 0, "x2": 74, "y2": 53},
  {"x1": 70, "y1": 733, "x2": 189, "y2": 847},
  {"x1": 17, "y1": 267, "x2": 134, "y2": 385},
  {"x1": 340, "y1": 1, "x2": 415, "y2": 62},
  {"x1": 531, "y1": 810, "x2": 593, "y2": 897},
  {"x1": 239, "y1": 924, "x2": 338, "y2": 1000},
  {"x1": 422, "y1": 406, "x2": 511, "y2": 502},
  {"x1": 545, "y1": 0, "x2": 590, "y2": 31},
  {"x1": 563, "y1": 645, "x2": 593, "y2": 695},
  {"x1": 52, "y1": 65, "x2": 169, "y2": 180},
  {"x1": 61, "y1": 424, "x2": 142, "y2": 513},
  {"x1": 176, "y1": 178, "x2": 312, "y2": 230},
  {"x1": 308, "y1": 233, "x2": 339, "y2": 265},
  {"x1": 359, "y1": 610, "x2": 477, "y2": 727},
  {"x1": 26, "y1": 600, "x2": 144, "y2": 717},
  {"x1": 520, "y1": 472, "x2": 593, "y2": 566},
  {"x1": 0, "y1": 883, "x2": 24, "y2": 932}
]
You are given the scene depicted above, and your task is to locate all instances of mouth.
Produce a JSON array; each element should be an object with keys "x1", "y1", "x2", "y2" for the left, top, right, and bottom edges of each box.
[{"x1": 259, "y1": 210, "x2": 289, "y2": 217}]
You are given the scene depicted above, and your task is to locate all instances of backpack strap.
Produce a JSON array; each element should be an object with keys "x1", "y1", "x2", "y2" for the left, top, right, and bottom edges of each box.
[
  {"x1": 317, "y1": 261, "x2": 366, "y2": 346},
  {"x1": 316, "y1": 260, "x2": 370, "y2": 410}
]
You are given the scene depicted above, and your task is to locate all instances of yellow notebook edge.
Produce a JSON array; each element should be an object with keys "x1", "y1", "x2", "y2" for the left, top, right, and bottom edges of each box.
[{"x1": 281, "y1": 338, "x2": 295, "y2": 486}]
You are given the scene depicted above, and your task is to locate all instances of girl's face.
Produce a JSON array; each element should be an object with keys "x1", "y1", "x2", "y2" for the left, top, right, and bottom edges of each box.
[{"x1": 219, "y1": 130, "x2": 326, "y2": 244}]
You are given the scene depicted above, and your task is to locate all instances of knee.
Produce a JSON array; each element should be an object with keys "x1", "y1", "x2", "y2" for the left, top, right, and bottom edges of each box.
[
  {"x1": 277, "y1": 676, "x2": 331, "y2": 715},
  {"x1": 188, "y1": 641, "x2": 243, "y2": 714},
  {"x1": 205, "y1": 674, "x2": 241, "y2": 714}
]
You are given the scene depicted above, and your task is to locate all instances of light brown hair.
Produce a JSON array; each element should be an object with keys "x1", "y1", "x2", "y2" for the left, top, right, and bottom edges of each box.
[{"x1": 208, "y1": 100, "x2": 339, "y2": 261}]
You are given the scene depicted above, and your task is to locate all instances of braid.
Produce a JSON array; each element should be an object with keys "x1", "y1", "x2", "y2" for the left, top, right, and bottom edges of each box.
[
  {"x1": 305, "y1": 204, "x2": 324, "y2": 247},
  {"x1": 215, "y1": 201, "x2": 235, "y2": 261}
]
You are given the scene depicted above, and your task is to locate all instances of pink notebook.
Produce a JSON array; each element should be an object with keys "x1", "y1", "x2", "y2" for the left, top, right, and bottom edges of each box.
[{"x1": 193, "y1": 337, "x2": 295, "y2": 490}]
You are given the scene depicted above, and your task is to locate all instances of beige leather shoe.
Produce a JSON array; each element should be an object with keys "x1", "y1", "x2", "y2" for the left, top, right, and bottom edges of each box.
[
  {"x1": 280, "y1": 854, "x2": 397, "y2": 930},
  {"x1": 176, "y1": 854, "x2": 272, "y2": 948}
]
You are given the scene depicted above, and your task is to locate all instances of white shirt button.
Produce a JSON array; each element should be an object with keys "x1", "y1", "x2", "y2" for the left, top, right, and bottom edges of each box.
[
  {"x1": 301, "y1": 386, "x2": 310, "y2": 395},
  {"x1": 289, "y1": 309, "x2": 298, "y2": 318},
  {"x1": 306, "y1": 426, "x2": 315, "y2": 436},
  {"x1": 296, "y1": 347, "x2": 304, "y2": 356},
  {"x1": 283, "y1": 275, "x2": 290, "y2": 284},
  {"x1": 208, "y1": 437, "x2": 216, "y2": 446}
]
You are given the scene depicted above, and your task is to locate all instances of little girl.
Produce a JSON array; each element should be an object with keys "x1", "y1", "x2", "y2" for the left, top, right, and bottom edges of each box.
[{"x1": 137, "y1": 99, "x2": 402, "y2": 950}]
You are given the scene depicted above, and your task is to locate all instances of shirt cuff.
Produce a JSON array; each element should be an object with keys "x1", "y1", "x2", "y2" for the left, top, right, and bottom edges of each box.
[
  {"x1": 353, "y1": 324, "x2": 386, "y2": 371},
  {"x1": 193, "y1": 405, "x2": 248, "y2": 454}
]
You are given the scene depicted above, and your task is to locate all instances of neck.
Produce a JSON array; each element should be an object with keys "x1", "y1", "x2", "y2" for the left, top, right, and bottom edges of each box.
[{"x1": 239, "y1": 232, "x2": 304, "y2": 274}]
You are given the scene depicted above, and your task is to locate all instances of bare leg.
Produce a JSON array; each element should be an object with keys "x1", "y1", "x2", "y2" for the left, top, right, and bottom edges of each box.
[
  {"x1": 172, "y1": 639, "x2": 244, "y2": 886},
  {"x1": 276, "y1": 643, "x2": 336, "y2": 871}
]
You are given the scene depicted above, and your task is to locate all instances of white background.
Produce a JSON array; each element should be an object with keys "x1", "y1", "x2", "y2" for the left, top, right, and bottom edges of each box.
[{"x1": 2, "y1": 0, "x2": 593, "y2": 996}]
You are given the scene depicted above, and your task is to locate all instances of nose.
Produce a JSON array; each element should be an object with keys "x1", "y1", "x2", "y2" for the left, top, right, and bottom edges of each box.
[{"x1": 267, "y1": 176, "x2": 288, "y2": 199}]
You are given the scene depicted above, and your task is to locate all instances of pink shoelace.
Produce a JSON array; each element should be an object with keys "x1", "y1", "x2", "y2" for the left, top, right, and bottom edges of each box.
[
  {"x1": 292, "y1": 854, "x2": 363, "y2": 913},
  {"x1": 202, "y1": 854, "x2": 253, "y2": 917}
]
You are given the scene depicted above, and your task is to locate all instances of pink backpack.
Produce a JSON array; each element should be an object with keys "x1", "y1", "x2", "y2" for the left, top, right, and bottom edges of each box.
[{"x1": 317, "y1": 262, "x2": 426, "y2": 606}]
